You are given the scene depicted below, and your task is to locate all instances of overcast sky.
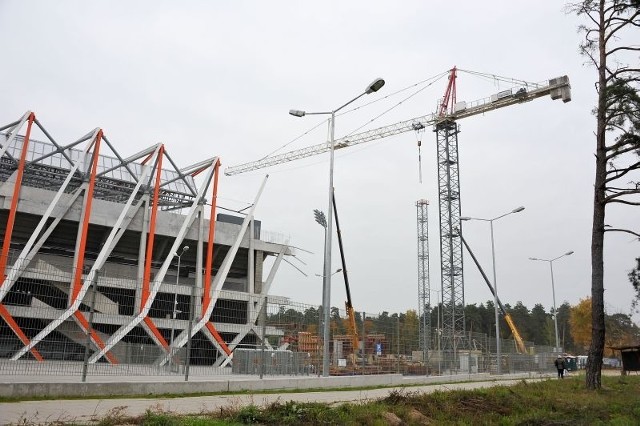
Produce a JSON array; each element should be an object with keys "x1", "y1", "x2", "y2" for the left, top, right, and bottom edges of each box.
[{"x1": 1, "y1": 1, "x2": 638, "y2": 322}]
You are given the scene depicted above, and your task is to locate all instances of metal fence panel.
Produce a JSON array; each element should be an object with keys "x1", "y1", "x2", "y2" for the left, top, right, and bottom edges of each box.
[{"x1": 0, "y1": 251, "x2": 559, "y2": 380}]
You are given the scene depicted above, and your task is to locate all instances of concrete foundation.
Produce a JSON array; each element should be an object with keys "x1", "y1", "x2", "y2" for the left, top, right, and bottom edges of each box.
[{"x1": 0, "y1": 371, "x2": 549, "y2": 399}]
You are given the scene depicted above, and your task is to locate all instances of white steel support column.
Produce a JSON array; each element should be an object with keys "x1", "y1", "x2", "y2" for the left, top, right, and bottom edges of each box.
[
  {"x1": 215, "y1": 247, "x2": 285, "y2": 367},
  {"x1": 134, "y1": 194, "x2": 151, "y2": 311},
  {"x1": 11, "y1": 153, "x2": 154, "y2": 360},
  {"x1": 157, "y1": 175, "x2": 269, "y2": 366},
  {"x1": 89, "y1": 159, "x2": 219, "y2": 363},
  {"x1": 0, "y1": 131, "x2": 100, "y2": 301},
  {"x1": 195, "y1": 207, "x2": 205, "y2": 320}
]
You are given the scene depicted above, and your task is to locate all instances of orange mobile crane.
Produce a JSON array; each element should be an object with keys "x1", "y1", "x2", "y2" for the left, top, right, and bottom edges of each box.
[
  {"x1": 459, "y1": 231, "x2": 527, "y2": 354},
  {"x1": 332, "y1": 191, "x2": 360, "y2": 358}
]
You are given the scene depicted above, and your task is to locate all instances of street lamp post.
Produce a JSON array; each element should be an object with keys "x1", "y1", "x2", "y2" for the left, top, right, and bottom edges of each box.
[
  {"x1": 313, "y1": 209, "x2": 328, "y2": 375},
  {"x1": 314, "y1": 267, "x2": 342, "y2": 373},
  {"x1": 529, "y1": 251, "x2": 574, "y2": 353},
  {"x1": 461, "y1": 206, "x2": 524, "y2": 375},
  {"x1": 292, "y1": 78, "x2": 385, "y2": 377},
  {"x1": 169, "y1": 245, "x2": 189, "y2": 370}
]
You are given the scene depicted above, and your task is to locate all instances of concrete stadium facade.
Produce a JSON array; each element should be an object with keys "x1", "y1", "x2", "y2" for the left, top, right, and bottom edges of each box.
[{"x1": 0, "y1": 112, "x2": 293, "y2": 371}]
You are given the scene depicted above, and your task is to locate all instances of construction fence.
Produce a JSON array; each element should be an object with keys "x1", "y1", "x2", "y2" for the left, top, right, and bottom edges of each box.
[{"x1": 0, "y1": 258, "x2": 560, "y2": 380}]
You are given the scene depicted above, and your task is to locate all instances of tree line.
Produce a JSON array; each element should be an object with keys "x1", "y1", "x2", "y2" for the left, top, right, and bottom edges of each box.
[{"x1": 267, "y1": 298, "x2": 639, "y2": 357}]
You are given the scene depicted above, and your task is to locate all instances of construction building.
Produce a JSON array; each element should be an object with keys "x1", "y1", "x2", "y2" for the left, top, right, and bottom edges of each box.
[{"x1": 0, "y1": 112, "x2": 293, "y2": 371}]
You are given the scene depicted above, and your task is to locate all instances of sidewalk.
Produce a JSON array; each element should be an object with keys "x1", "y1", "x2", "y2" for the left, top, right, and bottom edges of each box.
[{"x1": 0, "y1": 374, "x2": 551, "y2": 425}]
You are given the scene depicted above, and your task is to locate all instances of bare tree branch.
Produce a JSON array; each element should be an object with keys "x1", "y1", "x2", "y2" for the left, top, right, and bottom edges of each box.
[
  {"x1": 603, "y1": 123, "x2": 629, "y2": 139},
  {"x1": 605, "y1": 68, "x2": 640, "y2": 83},
  {"x1": 607, "y1": 199, "x2": 640, "y2": 206},
  {"x1": 604, "y1": 160, "x2": 640, "y2": 182},
  {"x1": 607, "y1": 46, "x2": 640, "y2": 56},
  {"x1": 578, "y1": 5, "x2": 602, "y2": 27},
  {"x1": 606, "y1": 185, "x2": 638, "y2": 191},
  {"x1": 606, "y1": 144, "x2": 640, "y2": 159},
  {"x1": 605, "y1": 11, "x2": 640, "y2": 43},
  {"x1": 603, "y1": 227, "x2": 640, "y2": 239},
  {"x1": 604, "y1": 186, "x2": 640, "y2": 201}
]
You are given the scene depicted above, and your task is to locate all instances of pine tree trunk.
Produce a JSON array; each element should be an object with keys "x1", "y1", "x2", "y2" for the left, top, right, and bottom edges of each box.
[{"x1": 586, "y1": 0, "x2": 607, "y2": 390}]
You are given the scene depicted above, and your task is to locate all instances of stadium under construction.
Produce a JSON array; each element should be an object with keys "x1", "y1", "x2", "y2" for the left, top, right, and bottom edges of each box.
[{"x1": 0, "y1": 111, "x2": 294, "y2": 374}]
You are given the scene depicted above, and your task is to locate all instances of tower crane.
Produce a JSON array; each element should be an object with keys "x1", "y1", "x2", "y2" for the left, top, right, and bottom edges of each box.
[{"x1": 226, "y1": 68, "x2": 571, "y2": 360}]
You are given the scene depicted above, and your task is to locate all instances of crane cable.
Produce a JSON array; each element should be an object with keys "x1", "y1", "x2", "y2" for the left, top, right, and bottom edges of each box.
[
  {"x1": 457, "y1": 69, "x2": 543, "y2": 90},
  {"x1": 341, "y1": 71, "x2": 449, "y2": 139}
]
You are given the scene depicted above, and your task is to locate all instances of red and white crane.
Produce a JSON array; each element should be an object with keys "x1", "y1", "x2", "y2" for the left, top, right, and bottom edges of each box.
[{"x1": 226, "y1": 68, "x2": 571, "y2": 357}]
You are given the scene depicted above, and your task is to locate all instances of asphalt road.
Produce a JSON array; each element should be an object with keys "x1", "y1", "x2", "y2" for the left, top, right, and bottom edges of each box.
[{"x1": 1, "y1": 378, "x2": 547, "y2": 425}]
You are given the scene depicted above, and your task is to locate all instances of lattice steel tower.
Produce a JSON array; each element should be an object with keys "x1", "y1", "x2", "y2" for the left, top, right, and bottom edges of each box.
[
  {"x1": 436, "y1": 120, "x2": 465, "y2": 353},
  {"x1": 416, "y1": 199, "x2": 431, "y2": 361}
]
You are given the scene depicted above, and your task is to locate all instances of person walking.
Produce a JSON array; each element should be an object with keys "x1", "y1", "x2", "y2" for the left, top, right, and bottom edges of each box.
[{"x1": 554, "y1": 355, "x2": 566, "y2": 379}]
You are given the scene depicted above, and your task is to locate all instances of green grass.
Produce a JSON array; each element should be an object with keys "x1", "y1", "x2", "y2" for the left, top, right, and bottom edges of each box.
[{"x1": 77, "y1": 375, "x2": 640, "y2": 425}]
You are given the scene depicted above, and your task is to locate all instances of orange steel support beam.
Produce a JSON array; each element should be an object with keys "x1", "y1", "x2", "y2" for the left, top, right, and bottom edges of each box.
[
  {"x1": 0, "y1": 113, "x2": 44, "y2": 361},
  {"x1": 140, "y1": 146, "x2": 164, "y2": 309},
  {"x1": 201, "y1": 159, "x2": 231, "y2": 356},
  {"x1": 0, "y1": 304, "x2": 43, "y2": 361},
  {"x1": 143, "y1": 316, "x2": 170, "y2": 349},
  {"x1": 67, "y1": 131, "x2": 119, "y2": 364},
  {"x1": 0, "y1": 112, "x2": 35, "y2": 279},
  {"x1": 73, "y1": 311, "x2": 118, "y2": 364},
  {"x1": 70, "y1": 131, "x2": 102, "y2": 302},
  {"x1": 203, "y1": 159, "x2": 220, "y2": 312},
  {"x1": 137, "y1": 147, "x2": 177, "y2": 355},
  {"x1": 206, "y1": 321, "x2": 231, "y2": 356}
]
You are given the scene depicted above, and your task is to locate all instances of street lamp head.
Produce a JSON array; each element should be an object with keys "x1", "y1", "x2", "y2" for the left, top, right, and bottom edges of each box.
[
  {"x1": 512, "y1": 206, "x2": 525, "y2": 213},
  {"x1": 528, "y1": 257, "x2": 539, "y2": 261},
  {"x1": 183, "y1": 245, "x2": 189, "y2": 252},
  {"x1": 365, "y1": 78, "x2": 385, "y2": 94},
  {"x1": 460, "y1": 217, "x2": 472, "y2": 221},
  {"x1": 289, "y1": 109, "x2": 306, "y2": 117},
  {"x1": 315, "y1": 268, "x2": 343, "y2": 278},
  {"x1": 565, "y1": 251, "x2": 574, "y2": 256}
]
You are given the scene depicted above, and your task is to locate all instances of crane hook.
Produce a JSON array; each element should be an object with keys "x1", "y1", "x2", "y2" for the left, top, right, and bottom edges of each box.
[{"x1": 413, "y1": 122, "x2": 425, "y2": 184}]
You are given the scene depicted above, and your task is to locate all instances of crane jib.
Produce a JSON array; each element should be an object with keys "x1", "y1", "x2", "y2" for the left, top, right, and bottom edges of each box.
[{"x1": 224, "y1": 75, "x2": 570, "y2": 176}]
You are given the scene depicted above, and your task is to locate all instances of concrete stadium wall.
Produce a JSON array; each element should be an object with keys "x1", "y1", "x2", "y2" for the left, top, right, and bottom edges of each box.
[{"x1": 0, "y1": 372, "x2": 550, "y2": 398}]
